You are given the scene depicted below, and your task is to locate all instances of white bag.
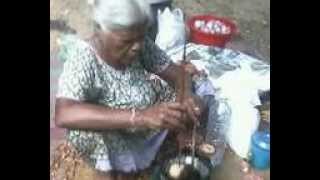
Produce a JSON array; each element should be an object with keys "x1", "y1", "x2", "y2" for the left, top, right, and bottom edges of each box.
[
  {"x1": 155, "y1": 8, "x2": 186, "y2": 53},
  {"x1": 214, "y1": 63, "x2": 268, "y2": 159}
]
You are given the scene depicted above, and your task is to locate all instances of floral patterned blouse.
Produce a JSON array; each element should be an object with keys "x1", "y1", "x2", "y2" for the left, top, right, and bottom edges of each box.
[{"x1": 56, "y1": 35, "x2": 176, "y2": 172}]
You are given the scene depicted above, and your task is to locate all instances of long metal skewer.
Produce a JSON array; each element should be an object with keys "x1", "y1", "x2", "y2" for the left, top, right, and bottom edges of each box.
[
  {"x1": 180, "y1": 14, "x2": 197, "y2": 167},
  {"x1": 177, "y1": 11, "x2": 197, "y2": 168}
]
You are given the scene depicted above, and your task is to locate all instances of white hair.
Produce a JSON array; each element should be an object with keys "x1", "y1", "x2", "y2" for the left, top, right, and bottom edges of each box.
[{"x1": 92, "y1": 0, "x2": 153, "y2": 32}]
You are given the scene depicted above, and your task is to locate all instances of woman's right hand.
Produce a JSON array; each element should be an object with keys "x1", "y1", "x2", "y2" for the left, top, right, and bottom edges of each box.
[{"x1": 138, "y1": 102, "x2": 187, "y2": 130}]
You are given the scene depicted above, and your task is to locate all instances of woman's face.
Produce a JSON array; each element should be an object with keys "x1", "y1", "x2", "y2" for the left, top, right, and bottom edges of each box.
[{"x1": 101, "y1": 25, "x2": 146, "y2": 67}]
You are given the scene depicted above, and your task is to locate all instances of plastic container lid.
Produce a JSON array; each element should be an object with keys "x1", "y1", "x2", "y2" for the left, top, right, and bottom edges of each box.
[{"x1": 252, "y1": 131, "x2": 270, "y2": 151}]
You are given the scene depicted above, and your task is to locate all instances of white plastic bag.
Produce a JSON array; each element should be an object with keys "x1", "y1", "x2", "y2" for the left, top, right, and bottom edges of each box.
[
  {"x1": 213, "y1": 63, "x2": 268, "y2": 158},
  {"x1": 155, "y1": 7, "x2": 186, "y2": 53}
]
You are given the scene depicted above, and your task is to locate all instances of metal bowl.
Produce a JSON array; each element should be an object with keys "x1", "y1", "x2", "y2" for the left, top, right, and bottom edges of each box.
[{"x1": 162, "y1": 155, "x2": 212, "y2": 180}]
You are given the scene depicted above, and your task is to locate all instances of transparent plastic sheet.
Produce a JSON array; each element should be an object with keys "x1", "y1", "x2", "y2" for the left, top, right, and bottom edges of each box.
[{"x1": 201, "y1": 95, "x2": 229, "y2": 167}]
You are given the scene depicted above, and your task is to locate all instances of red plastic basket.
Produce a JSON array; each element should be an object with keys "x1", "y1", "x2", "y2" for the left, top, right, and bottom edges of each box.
[{"x1": 187, "y1": 15, "x2": 238, "y2": 47}]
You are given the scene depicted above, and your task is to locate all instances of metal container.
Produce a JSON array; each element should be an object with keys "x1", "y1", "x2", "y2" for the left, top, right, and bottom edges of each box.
[{"x1": 159, "y1": 155, "x2": 212, "y2": 180}]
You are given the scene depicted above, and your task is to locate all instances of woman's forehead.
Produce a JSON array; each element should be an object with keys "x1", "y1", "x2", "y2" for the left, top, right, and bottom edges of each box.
[{"x1": 112, "y1": 26, "x2": 146, "y2": 39}]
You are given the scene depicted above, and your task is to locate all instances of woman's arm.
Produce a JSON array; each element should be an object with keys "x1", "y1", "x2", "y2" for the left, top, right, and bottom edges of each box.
[
  {"x1": 55, "y1": 98, "x2": 187, "y2": 130},
  {"x1": 55, "y1": 98, "x2": 141, "y2": 130}
]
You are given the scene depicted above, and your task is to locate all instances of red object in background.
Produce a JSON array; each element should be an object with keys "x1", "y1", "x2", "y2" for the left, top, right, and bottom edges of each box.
[{"x1": 187, "y1": 15, "x2": 238, "y2": 47}]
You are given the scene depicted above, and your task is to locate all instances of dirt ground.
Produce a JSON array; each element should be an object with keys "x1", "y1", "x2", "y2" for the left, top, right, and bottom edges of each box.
[
  {"x1": 50, "y1": 0, "x2": 270, "y2": 62},
  {"x1": 50, "y1": 0, "x2": 270, "y2": 179}
]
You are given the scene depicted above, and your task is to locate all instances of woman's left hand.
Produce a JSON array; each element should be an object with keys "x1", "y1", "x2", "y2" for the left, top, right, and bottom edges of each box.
[
  {"x1": 182, "y1": 94, "x2": 204, "y2": 124},
  {"x1": 157, "y1": 63, "x2": 204, "y2": 124}
]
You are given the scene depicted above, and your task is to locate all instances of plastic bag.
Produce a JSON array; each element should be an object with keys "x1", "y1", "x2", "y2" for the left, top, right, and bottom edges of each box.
[
  {"x1": 155, "y1": 7, "x2": 186, "y2": 53},
  {"x1": 202, "y1": 95, "x2": 228, "y2": 167},
  {"x1": 213, "y1": 63, "x2": 267, "y2": 158}
]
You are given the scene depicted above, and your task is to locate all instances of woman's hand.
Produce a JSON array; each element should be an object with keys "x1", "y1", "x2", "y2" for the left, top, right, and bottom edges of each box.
[
  {"x1": 182, "y1": 94, "x2": 204, "y2": 124},
  {"x1": 156, "y1": 63, "x2": 205, "y2": 126},
  {"x1": 138, "y1": 102, "x2": 188, "y2": 130},
  {"x1": 181, "y1": 62, "x2": 200, "y2": 76},
  {"x1": 180, "y1": 63, "x2": 205, "y2": 123}
]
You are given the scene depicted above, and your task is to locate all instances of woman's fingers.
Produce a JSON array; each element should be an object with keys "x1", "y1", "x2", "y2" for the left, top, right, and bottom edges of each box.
[
  {"x1": 164, "y1": 117, "x2": 186, "y2": 130},
  {"x1": 190, "y1": 97, "x2": 202, "y2": 116},
  {"x1": 166, "y1": 108, "x2": 183, "y2": 120},
  {"x1": 162, "y1": 115, "x2": 185, "y2": 129},
  {"x1": 184, "y1": 98, "x2": 199, "y2": 122},
  {"x1": 156, "y1": 105, "x2": 185, "y2": 130},
  {"x1": 157, "y1": 101, "x2": 202, "y2": 130},
  {"x1": 160, "y1": 122, "x2": 173, "y2": 130},
  {"x1": 166, "y1": 102, "x2": 186, "y2": 112}
]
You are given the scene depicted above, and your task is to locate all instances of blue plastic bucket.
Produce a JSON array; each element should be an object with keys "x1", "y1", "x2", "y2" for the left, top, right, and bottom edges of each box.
[{"x1": 250, "y1": 131, "x2": 270, "y2": 170}]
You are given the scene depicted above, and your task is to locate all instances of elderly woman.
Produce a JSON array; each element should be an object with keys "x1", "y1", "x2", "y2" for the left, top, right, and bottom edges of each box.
[{"x1": 51, "y1": 0, "x2": 224, "y2": 179}]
